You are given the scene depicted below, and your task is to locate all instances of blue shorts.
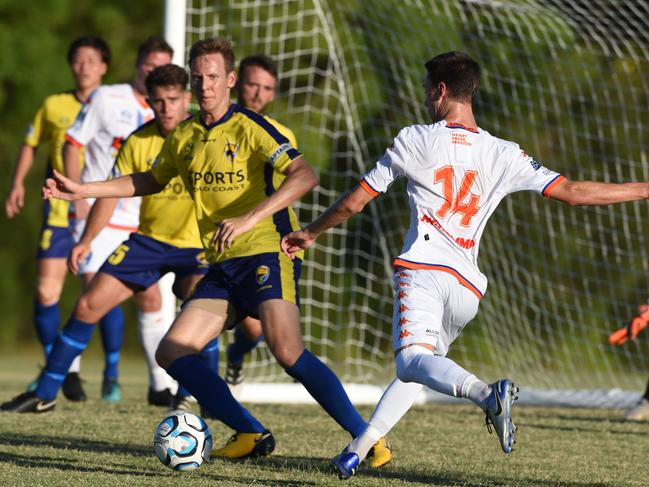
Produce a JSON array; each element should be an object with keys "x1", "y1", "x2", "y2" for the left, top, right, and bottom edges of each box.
[
  {"x1": 99, "y1": 233, "x2": 208, "y2": 291},
  {"x1": 36, "y1": 225, "x2": 75, "y2": 259},
  {"x1": 190, "y1": 252, "x2": 302, "y2": 319}
]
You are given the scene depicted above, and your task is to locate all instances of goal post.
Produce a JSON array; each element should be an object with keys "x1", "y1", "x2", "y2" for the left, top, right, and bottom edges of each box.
[{"x1": 165, "y1": 0, "x2": 649, "y2": 407}]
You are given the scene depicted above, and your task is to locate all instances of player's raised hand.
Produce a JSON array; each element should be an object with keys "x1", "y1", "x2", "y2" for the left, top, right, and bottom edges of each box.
[
  {"x1": 5, "y1": 184, "x2": 25, "y2": 218},
  {"x1": 211, "y1": 214, "x2": 259, "y2": 254},
  {"x1": 68, "y1": 242, "x2": 91, "y2": 275},
  {"x1": 281, "y1": 228, "x2": 316, "y2": 260},
  {"x1": 42, "y1": 169, "x2": 84, "y2": 201}
]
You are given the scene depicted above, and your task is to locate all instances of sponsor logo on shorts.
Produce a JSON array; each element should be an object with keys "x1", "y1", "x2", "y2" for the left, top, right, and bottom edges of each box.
[
  {"x1": 425, "y1": 329, "x2": 439, "y2": 336},
  {"x1": 256, "y1": 265, "x2": 270, "y2": 285},
  {"x1": 196, "y1": 251, "x2": 208, "y2": 265},
  {"x1": 398, "y1": 290, "x2": 408, "y2": 299},
  {"x1": 398, "y1": 317, "x2": 412, "y2": 327},
  {"x1": 399, "y1": 330, "x2": 413, "y2": 339},
  {"x1": 399, "y1": 304, "x2": 409, "y2": 312}
]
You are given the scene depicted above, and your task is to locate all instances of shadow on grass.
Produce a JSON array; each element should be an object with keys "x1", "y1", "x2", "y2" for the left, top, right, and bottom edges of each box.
[
  {"x1": 0, "y1": 432, "x2": 151, "y2": 457},
  {"x1": 239, "y1": 455, "x2": 610, "y2": 487}
]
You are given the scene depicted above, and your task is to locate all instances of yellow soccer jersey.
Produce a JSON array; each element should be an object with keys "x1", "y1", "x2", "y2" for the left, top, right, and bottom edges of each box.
[
  {"x1": 24, "y1": 91, "x2": 84, "y2": 227},
  {"x1": 151, "y1": 104, "x2": 303, "y2": 263},
  {"x1": 114, "y1": 120, "x2": 201, "y2": 248}
]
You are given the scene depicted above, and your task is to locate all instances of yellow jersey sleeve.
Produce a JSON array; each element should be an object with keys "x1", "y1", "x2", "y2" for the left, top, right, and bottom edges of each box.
[{"x1": 24, "y1": 103, "x2": 48, "y2": 148}]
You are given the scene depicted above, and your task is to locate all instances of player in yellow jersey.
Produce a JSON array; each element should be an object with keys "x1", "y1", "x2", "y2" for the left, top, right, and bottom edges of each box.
[
  {"x1": 4, "y1": 36, "x2": 110, "y2": 402},
  {"x1": 32, "y1": 38, "x2": 391, "y2": 467},
  {"x1": 0, "y1": 64, "x2": 207, "y2": 413},
  {"x1": 211, "y1": 54, "x2": 298, "y2": 390}
]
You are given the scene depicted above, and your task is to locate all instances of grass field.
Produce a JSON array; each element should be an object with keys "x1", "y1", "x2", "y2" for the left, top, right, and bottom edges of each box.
[{"x1": 0, "y1": 354, "x2": 647, "y2": 486}]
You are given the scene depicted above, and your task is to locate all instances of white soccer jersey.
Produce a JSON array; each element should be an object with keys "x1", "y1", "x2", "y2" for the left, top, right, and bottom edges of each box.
[
  {"x1": 361, "y1": 120, "x2": 564, "y2": 300},
  {"x1": 66, "y1": 84, "x2": 154, "y2": 228}
]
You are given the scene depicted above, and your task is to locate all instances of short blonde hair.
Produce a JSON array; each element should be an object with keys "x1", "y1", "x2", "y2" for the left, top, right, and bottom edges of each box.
[{"x1": 188, "y1": 37, "x2": 235, "y2": 73}]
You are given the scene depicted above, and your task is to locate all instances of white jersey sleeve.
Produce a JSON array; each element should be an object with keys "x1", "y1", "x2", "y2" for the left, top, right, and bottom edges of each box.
[
  {"x1": 502, "y1": 146, "x2": 564, "y2": 197},
  {"x1": 361, "y1": 126, "x2": 426, "y2": 195}
]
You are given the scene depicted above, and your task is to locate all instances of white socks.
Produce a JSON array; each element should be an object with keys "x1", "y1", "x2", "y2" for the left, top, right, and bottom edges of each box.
[
  {"x1": 396, "y1": 345, "x2": 491, "y2": 410},
  {"x1": 138, "y1": 310, "x2": 176, "y2": 393},
  {"x1": 68, "y1": 355, "x2": 81, "y2": 373},
  {"x1": 347, "y1": 378, "x2": 423, "y2": 461}
]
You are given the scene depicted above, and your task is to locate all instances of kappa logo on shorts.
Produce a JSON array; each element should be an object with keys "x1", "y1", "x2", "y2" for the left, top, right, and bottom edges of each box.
[
  {"x1": 195, "y1": 251, "x2": 208, "y2": 265},
  {"x1": 256, "y1": 265, "x2": 270, "y2": 285},
  {"x1": 399, "y1": 304, "x2": 410, "y2": 312},
  {"x1": 398, "y1": 317, "x2": 412, "y2": 327},
  {"x1": 399, "y1": 330, "x2": 413, "y2": 339},
  {"x1": 398, "y1": 290, "x2": 408, "y2": 299},
  {"x1": 398, "y1": 281, "x2": 409, "y2": 288}
]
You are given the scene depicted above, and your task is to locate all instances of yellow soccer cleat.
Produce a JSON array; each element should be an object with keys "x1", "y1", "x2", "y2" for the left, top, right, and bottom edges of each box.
[
  {"x1": 212, "y1": 430, "x2": 275, "y2": 459},
  {"x1": 366, "y1": 437, "x2": 392, "y2": 468}
]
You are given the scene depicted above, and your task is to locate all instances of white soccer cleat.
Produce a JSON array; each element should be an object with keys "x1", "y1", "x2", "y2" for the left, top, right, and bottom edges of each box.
[{"x1": 485, "y1": 379, "x2": 518, "y2": 454}]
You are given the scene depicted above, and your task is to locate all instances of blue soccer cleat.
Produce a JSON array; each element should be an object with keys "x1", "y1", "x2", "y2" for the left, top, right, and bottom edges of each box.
[
  {"x1": 331, "y1": 450, "x2": 360, "y2": 480},
  {"x1": 485, "y1": 379, "x2": 519, "y2": 454},
  {"x1": 101, "y1": 378, "x2": 121, "y2": 403}
]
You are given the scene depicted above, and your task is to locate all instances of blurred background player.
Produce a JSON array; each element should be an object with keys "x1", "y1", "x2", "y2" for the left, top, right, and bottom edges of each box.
[
  {"x1": 0, "y1": 63, "x2": 208, "y2": 413},
  {"x1": 62, "y1": 36, "x2": 173, "y2": 402},
  {"x1": 609, "y1": 304, "x2": 649, "y2": 420},
  {"x1": 281, "y1": 50, "x2": 649, "y2": 479},
  {"x1": 220, "y1": 54, "x2": 299, "y2": 389},
  {"x1": 4, "y1": 36, "x2": 110, "y2": 402}
]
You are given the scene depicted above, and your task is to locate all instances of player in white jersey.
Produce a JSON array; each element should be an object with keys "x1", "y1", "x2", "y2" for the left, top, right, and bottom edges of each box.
[
  {"x1": 282, "y1": 51, "x2": 649, "y2": 479},
  {"x1": 62, "y1": 36, "x2": 173, "y2": 402}
]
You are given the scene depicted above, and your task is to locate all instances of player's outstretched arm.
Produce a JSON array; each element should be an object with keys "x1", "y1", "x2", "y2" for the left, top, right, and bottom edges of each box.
[
  {"x1": 43, "y1": 169, "x2": 165, "y2": 201},
  {"x1": 549, "y1": 178, "x2": 649, "y2": 206},
  {"x1": 212, "y1": 156, "x2": 318, "y2": 254},
  {"x1": 281, "y1": 184, "x2": 374, "y2": 259},
  {"x1": 5, "y1": 144, "x2": 36, "y2": 218}
]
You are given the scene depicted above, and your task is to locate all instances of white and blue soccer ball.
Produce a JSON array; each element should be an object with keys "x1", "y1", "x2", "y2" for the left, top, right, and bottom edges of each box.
[{"x1": 153, "y1": 411, "x2": 212, "y2": 471}]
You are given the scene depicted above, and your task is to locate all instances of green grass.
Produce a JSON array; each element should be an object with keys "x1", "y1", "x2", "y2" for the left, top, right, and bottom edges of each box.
[{"x1": 0, "y1": 354, "x2": 648, "y2": 486}]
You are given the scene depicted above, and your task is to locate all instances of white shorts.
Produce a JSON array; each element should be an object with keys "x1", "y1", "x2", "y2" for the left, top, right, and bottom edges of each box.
[
  {"x1": 72, "y1": 218, "x2": 135, "y2": 275},
  {"x1": 392, "y1": 268, "x2": 480, "y2": 356}
]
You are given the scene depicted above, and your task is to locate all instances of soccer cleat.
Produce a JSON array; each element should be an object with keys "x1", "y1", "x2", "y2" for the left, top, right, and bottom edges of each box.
[
  {"x1": 484, "y1": 379, "x2": 518, "y2": 454},
  {"x1": 331, "y1": 450, "x2": 360, "y2": 480},
  {"x1": 62, "y1": 372, "x2": 87, "y2": 402},
  {"x1": 212, "y1": 430, "x2": 275, "y2": 459},
  {"x1": 147, "y1": 388, "x2": 174, "y2": 407},
  {"x1": 366, "y1": 437, "x2": 392, "y2": 468},
  {"x1": 170, "y1": 394, "x2": 193, "y2": 413},
  {"x1": 225, "y1": 360, "x2": 244, "y2": 386},
  {"x1": 101, "y1": 378, "x2": 121, "y2": 403},
  {"x1": 625, "y1": 398, "x2": 649, "y2": 421},
  {"x1": 0, "y1": 391, "x2": 56, "y2": 413}
]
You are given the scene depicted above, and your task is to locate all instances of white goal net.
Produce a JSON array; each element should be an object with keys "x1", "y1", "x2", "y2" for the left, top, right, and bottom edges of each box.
[{"x1": 171, "y1": 0, "x2": 649, "y2": 406}]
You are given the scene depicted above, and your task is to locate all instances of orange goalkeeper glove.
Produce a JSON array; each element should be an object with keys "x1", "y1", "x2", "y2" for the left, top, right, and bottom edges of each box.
[{"x1": 609, "y1": 303, "x2": 649, "y2": 345}]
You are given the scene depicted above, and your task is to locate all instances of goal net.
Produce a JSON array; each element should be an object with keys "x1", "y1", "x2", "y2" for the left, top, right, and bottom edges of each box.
[{"x1": 172, "y1": 0, "x2": 649, "y2": 406}]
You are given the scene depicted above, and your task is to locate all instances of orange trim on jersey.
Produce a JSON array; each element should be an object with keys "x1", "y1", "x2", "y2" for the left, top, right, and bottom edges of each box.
[
  {"x1": 393, "y1": 258, "x2": 483, "y2": 300},
  {"x1": 65, "y1": 134, "x2": 84, "y2": 148},
  {"x1": 542, "y1": 175, "x2": 566, "y2": 197},
  {"x1": 359, "y1": 178, "x2": 379, "y2": 197},
  {"x1": 107, "y1": 223, "x2": 138, "y2": 232}
]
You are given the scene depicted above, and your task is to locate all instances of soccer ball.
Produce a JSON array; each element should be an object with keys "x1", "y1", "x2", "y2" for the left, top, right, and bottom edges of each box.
[{"x1": 153, "y1": 411, "x2": 212, "y2": 471}]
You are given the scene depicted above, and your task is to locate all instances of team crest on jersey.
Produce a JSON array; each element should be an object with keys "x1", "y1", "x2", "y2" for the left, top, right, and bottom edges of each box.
[
  {"x1": 183, "y1": 143, "x2": 194, "y2": 162},
  {"x1": 224, "y1": 142, "x2": 239, "y2": 162},
  {"x1": 256, "y1": 265, "x2": 270, "y2": 284}
]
